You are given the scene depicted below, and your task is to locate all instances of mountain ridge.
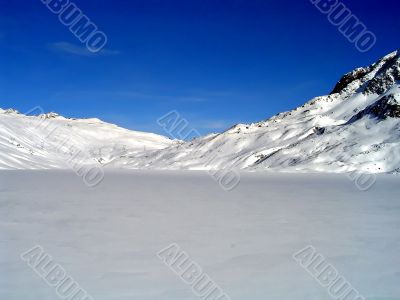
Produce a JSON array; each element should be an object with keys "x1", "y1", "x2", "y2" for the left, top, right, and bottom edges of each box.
[
  {"x1": 109, "y1": 49, "x2": 400, "y2": 173},
  {"x1": 1, "y1": 49, "x2": 400, "y2": 173},
  {"x1": 0, "y1": 109, "x2": 175, "y2": 169}
]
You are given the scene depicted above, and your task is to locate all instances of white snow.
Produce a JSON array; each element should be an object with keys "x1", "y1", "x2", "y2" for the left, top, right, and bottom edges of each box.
[
  {"x1": 1, "y1": 50, "x2": 400, "y2": 174},
  {"x1": 108, "y1": 50, "x2": 400, "y2": 174},
  {"x1": 1, "y1": 50, "x2": 400, "y2": 300},
  {"x1": 0, "y1": 170, "x2": 399, "y2": 300},
  {"x1": 0, "y1": 111, "x2": 175, "y2": 170}
]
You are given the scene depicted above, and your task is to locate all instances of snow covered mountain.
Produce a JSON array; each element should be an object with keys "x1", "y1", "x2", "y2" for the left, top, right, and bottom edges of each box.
[
  {"x1": 111, "y1": 49, "x2": 400, "y2": 174},
  {"x1": 1, "y1": 49, "x2": 400, "y2": 173},
  {"x1": 0, "y1": 110, "x2": 174, "y2": 169}
]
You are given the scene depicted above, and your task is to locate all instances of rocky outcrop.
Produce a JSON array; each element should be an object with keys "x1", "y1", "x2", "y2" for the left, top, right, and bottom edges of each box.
[
  {"x1": 348, "y1": 94, "x2": 400, "y2": 123},
  {"x1": 330, "y1": 67, "x2": 371, "y2": 95}
]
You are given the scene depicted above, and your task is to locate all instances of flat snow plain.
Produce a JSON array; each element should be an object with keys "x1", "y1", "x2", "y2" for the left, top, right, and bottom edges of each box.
[{"x1": 1, "y1": 170, "x2": 399, "y2": 300}]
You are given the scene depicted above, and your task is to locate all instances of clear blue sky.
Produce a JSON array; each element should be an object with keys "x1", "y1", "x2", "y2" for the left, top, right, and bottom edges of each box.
[{"x1": 0, "y1": 0, "x2": 399, "y2": 136}]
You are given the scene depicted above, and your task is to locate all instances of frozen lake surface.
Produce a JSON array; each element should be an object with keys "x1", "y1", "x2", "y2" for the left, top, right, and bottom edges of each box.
[{"x1": 1, "y1": 170, "x2": 399, "y2": 300}]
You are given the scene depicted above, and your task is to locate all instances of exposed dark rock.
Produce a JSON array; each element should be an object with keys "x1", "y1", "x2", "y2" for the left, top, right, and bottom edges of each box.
[
  {"x1": 313, "y1": 127, "x2": 325, "y2": 135},
  {"x1": 348, "y1": 94, "x2": 400, "y2": 123},
  {"x1": 330, "y1": 67, "x2": 370, "y2": 95},
  {"x1": 331, "y1": 51, "x2": 400, "y2": 96},
  {"x1": 363, "y1": 54, "x2": 400, "y2": 95},
  {"x1": 363, "y1": 69, "x2": 400, "y2": 96}
]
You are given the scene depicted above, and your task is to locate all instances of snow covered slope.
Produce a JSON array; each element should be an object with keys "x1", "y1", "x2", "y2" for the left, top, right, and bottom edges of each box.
[
  {"x1": 0, "y1": 110, "x2": 174, "y2": 169},
  {"x1": 113, "y1": 50, "x2": 400, "y2": 173},
  {"x1": 1, "y1": 50, "x2": 400, "y2": 173}
]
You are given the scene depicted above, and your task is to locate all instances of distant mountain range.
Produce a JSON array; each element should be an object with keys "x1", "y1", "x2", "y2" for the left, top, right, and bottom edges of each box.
[
  {"x1": 1, "y1": 50, "x2": 399, "y2": 173},
  {"x1": 0, "y1": 110, "x2": 173, "y2": 169}
]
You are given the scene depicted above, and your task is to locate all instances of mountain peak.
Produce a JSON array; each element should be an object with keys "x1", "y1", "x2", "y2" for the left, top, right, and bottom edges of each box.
[
  {"x1": 0, "y1": 108, "x2": 20, "y2": 115},
  {"x1": 108, "y1": 50, "x2": 400, "y2": 174},
  {"x1": 330, "y1": 49, "x2": 400, "y2": 96},
  {"x1": 1, "y1": 50, "x2": 400, "y2": 174}
]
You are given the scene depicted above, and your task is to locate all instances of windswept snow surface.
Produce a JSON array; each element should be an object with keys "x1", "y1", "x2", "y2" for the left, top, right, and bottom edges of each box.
[{"x1": 1, "y1": 170, "x2": 399, "y2": 300}]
